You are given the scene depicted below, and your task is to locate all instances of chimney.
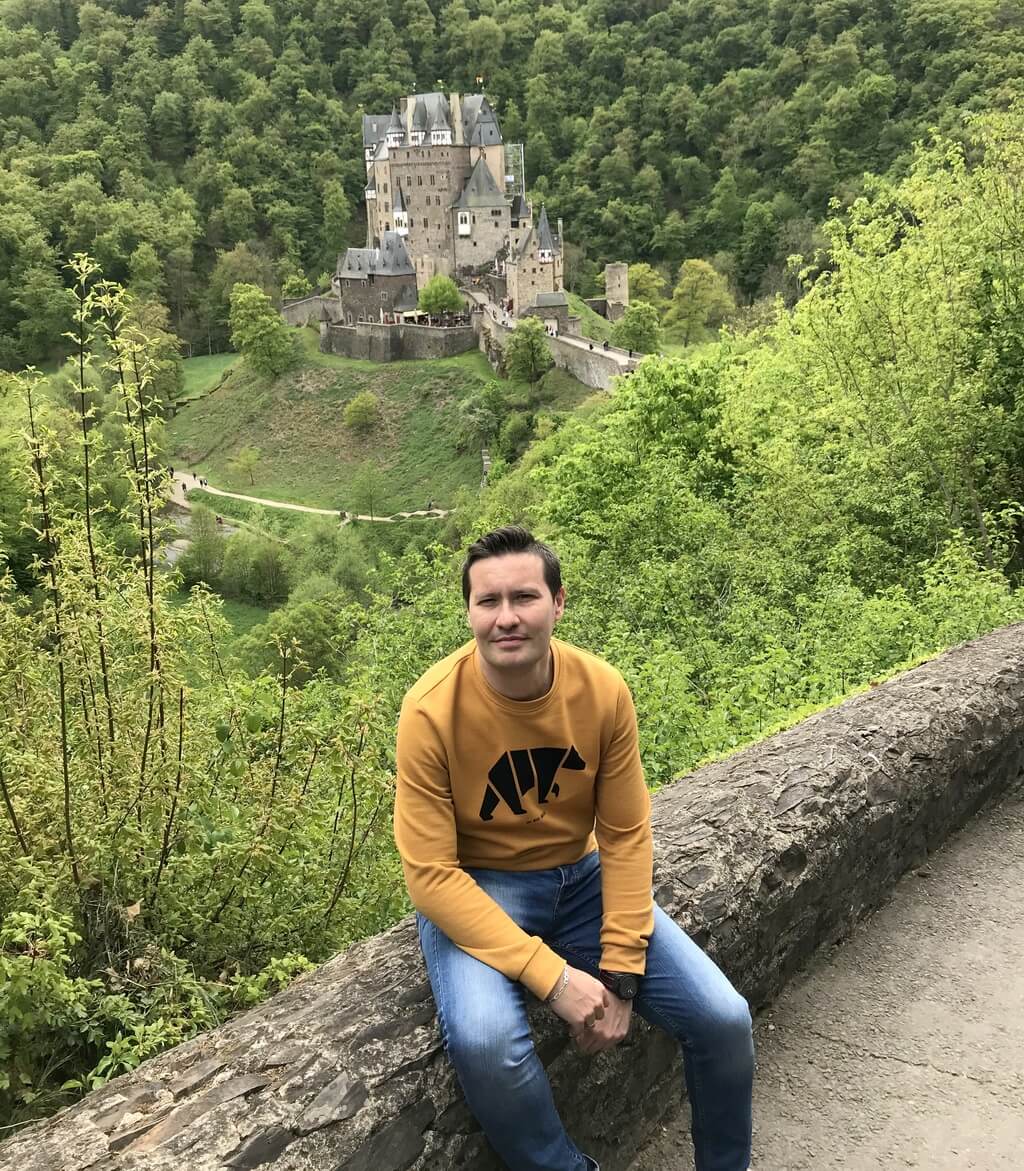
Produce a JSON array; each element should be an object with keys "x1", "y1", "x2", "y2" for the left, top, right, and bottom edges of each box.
[{"x1": 450, "y1": 91, "x2": 463, "y2": 146}]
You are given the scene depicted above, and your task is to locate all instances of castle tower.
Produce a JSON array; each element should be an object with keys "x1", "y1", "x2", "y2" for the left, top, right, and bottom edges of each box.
[{"x1": 604, "y1": 262, "x2": 629, "y2": 322}]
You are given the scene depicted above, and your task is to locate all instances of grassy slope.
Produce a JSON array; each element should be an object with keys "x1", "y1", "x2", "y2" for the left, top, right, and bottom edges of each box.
[
  {"x1": 179, "y1": 352, "x2": 238, "y2": 401},
  {"x1": 168, "y1": 329, "x2": 593, "y2": 514},
  {"x1": 567, "y1": 293, "x2": 614, "y2": 343}
]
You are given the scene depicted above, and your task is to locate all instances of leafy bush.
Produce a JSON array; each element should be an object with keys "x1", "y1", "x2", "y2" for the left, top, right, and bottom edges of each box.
[{"x1": 343, "y1": 390, "x2": 380, "y2": 432}]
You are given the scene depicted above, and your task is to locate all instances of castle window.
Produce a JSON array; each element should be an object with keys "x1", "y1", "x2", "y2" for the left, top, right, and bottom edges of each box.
[
  {"x1": 430, "y1": 174, "x2": 435, "y2": 185},
  {"x1": 383, "y1": 184, "x2": 388, "y2": 193},
  {"x1": 384, "y1": 202, "x2": 389, "y2": 211},
  {"x1": 417, "y1": 175, "x2": 422, "y2": 186},
  {"x1": 436, "y1": 195, "x2": 441, "y2": 206},
  {"x1": 380, "y1": 292, "x2": 388, "y2": 302},
  {"x1": 423, "y1": 218, "x2": 428, "y2": 228},
  {"x1": 492, "y1": 209, "x2": 502, "y2": 217}
]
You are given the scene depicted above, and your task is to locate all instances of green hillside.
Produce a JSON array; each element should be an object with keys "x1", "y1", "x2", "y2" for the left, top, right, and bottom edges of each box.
[{"x1": 167, "y1": 332, "x2": 594, "y2": 514}]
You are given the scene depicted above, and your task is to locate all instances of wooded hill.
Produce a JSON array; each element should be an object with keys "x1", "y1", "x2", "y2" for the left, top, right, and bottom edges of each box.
[{"x1": 2, "y1": 0, "x2": 1024, "y2": 365}]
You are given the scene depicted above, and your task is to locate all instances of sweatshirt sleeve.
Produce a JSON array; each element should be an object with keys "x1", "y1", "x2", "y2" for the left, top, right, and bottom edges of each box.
[
  {"x1": 594, "y1": 678, "x2": 654, "y2": 975},
  {"x1": 393, "y1": 695, "x2": 566, "y2": 1000}
]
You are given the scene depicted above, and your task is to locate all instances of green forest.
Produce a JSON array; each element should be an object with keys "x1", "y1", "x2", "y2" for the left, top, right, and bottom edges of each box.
[
  {"x1": 3, "y1": 0, "x2": 1024, "y2": 1135},
  {"x1": 3, "y1": 0, "x2": 1024, "y2": 362}
]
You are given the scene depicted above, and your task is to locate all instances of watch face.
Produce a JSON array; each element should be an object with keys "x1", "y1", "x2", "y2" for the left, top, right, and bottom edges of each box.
[{"x1": 618, "y1": 974, "x2": 639, "y2": 1000}]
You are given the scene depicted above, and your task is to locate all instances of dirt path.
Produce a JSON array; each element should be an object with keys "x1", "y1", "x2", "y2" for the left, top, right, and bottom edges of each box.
[{"x1": 169, "y1": 472, "x2": 449, "y2": 524}]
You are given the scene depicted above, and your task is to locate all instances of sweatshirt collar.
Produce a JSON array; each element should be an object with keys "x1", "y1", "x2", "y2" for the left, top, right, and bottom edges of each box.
[{"x1": 471, "y1": 638, "x2": 562, "y2": 714}]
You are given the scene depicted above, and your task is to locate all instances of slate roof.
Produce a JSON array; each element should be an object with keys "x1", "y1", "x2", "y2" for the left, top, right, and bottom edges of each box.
[
  {"x1": 536, "y1": 205, "x2": 555, "y2": 252},
  {"x1": 336, "y1": 232, "x2": 416, "y2": 279},
  {"x1": 455, "y1": 156, "x2": 506, "y2": 209},
  {"x1": 364, "y1": 93, "x2": 504, "y2": 151},
  {"x1": 460, "y1": 94, "x2": 503, "y2": 146},
  {"x1": 515, "y1": 204, "x2": 560, "y2": 259},
  {"x1": 510, "y1": 193, "x2": 530, "y2": 220},
  {"x1": 393, "y1": 183, "x2": 406, "y2": 212},
  {"x1": 535, "y1": 291, "x2": 568, "y2": 307},
  {"x1": 362, "y1": 113, "x2": 391, "y2": 147}
]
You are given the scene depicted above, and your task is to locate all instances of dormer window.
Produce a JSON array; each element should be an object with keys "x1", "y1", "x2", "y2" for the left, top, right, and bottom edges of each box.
[
  {"x1": 410, "y1": 131, "x2": 425, "y2": 146},
  {"x1": 539, "y1": 249, "x2": 553, "y2": 264}
]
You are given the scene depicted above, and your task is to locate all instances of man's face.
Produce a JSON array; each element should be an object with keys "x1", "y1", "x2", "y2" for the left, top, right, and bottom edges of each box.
[{"x1": 466, "y1": 552, "x2": 565, "y2": 676}]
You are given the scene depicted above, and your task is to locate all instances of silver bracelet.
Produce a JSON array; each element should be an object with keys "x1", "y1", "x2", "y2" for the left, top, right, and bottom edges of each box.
[{"x1": 546, "y1": 965, "x2": 569, "y2": 1004}]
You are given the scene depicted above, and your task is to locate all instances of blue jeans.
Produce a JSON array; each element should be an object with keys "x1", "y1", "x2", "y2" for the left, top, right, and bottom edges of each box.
[{"x1": 417, "y1": 849, "x2": 754, "y2": 1171}]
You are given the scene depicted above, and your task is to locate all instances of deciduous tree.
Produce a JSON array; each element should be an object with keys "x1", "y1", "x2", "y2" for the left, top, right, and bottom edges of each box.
[
  {"x1": 504, "y1": 316, "x2": 552, "y2": 385},
  {"x1": 228, "y1": 283, "x2": 296, "y2": 378}
]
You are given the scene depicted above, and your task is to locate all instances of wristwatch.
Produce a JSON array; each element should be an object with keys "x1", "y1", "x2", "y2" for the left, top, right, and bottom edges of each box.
[{"x1": 598, "y1": 970, "x2": 640, "y2": 1000}]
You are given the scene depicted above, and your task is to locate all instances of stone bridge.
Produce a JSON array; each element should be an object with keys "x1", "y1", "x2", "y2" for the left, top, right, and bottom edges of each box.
[{"x1": 3, "y1": 625, "x2": 1023, "y2": 1170}]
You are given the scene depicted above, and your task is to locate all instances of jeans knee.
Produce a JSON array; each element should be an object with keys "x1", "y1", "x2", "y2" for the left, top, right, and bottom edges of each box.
[
  {"x1": 446, "y1": 1019, "x2": 530, "y2": 1082},
  {"x1": 692, "y1": 989, "x2": 753, "y2": 1064},
  {"x1": 715, "y1": 991, "x2": 754, "y2": 1071}
]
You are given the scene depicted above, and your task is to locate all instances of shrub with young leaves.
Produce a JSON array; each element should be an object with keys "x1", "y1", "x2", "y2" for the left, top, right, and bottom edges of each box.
[{"x1": 0, "y1": 263, "x2": 405, "y2": 1124}]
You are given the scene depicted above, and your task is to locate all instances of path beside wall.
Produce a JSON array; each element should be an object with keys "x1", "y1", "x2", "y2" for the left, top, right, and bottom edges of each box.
[{"x1": 479, "y1": 303, "x2": 638, "y2": 391}]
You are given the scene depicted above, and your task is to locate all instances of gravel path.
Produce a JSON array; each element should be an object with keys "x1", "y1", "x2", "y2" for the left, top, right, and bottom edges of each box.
[{"x1": 169, "y1": 472, "x2": 449, "y2": 524}]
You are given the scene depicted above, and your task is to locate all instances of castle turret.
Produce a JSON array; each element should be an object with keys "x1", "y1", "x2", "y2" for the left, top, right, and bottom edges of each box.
[
  {"x1": 537, "y1": 205, "x2": 555, "y2": 264},
  {"x1": 410, "y1": 97, "x2": 427, "y2": 146},
  {"x1": 393, "y1": 182, "x2": 408, "y2": 236},
  {"x1": 385, "y1": 106, "x2": 404, "y2": 149},
  {"x1": 429, "y1": 106, "x2": 452, "y2": 146}
]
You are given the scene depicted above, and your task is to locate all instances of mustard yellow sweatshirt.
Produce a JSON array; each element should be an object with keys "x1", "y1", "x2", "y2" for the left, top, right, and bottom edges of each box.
[{"x1": 394, "y1": 637, "x2": 654, "y2": 1000}]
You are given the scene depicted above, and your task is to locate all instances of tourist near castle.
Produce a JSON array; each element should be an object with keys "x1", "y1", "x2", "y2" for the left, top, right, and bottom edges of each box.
[{"x1": 395, "y1": 526, "x2": 754, "y2": 1170}]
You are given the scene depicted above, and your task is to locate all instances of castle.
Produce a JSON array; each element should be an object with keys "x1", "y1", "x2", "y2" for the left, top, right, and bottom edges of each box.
[{"x1": 331, "y1": 91, "x2": 567, "y2": 325}]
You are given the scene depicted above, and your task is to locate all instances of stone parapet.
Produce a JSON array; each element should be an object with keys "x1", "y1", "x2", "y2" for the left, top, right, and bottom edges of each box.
[{"x1": 4, "y1": 625, "x2": 1024, "y2": 1171}]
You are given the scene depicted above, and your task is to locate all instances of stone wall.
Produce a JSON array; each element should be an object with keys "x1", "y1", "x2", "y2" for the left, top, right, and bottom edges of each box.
[
  {"x1": 6, "y1": 625, "x2": 1024, "y2": 1171},
  {"x1": 321, "y1": 321, "x2": 477, "y2": 362},
  {"x1": 387, "y1": 145, "x2": 472, "y2": 276},
  {"x1": 454, "y1": 207, "x2": 510, "y2": 272},
  {"x1": 280, "y1": 295, "x2": 340, "y2": 327},
  {"x1": 336, "y1": 274, "x2": 418, "y2": 324},
  {"x1": 480, "y1": 310, "x2": 636, "y2": 391}
]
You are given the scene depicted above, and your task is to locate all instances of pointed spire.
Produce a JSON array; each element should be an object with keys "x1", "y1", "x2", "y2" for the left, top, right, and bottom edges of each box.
[{"x1": 537, "y1": 205, "x2": 555, "y2": 253}]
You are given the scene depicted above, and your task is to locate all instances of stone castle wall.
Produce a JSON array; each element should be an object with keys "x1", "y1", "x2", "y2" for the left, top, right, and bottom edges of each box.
[
  {"x1": 481, "y1": 310, "x2": 635, "y2": 391},
  {"x1": 322, "y1": 321, "x2": 477, "y2": 362},
  {"x1": 280, "y1": 295, "x2": 341, "y2": 327},
  {"x1": 454, "y1": 206, "x2": 510, "y2": 272},
  {"x1": 10, "y1": 624, "x2": 1024, "y2": 1170}
]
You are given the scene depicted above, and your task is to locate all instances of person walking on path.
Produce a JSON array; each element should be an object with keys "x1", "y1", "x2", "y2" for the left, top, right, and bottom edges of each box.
[{"x1": 394, "y1": 526, "x2": 754, "y2": 1171}]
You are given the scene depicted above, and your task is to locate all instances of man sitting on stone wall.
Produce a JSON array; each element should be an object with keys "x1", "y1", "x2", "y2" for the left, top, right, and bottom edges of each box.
[{"x1": 394, "y1": 526, "x2": 755, "y2": 1170}]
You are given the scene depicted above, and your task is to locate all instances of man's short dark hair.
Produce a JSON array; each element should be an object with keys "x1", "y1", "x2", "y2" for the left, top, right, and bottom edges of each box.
[{"x1": 462, "y1": 526, "x2": 562, "y2": 603}]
